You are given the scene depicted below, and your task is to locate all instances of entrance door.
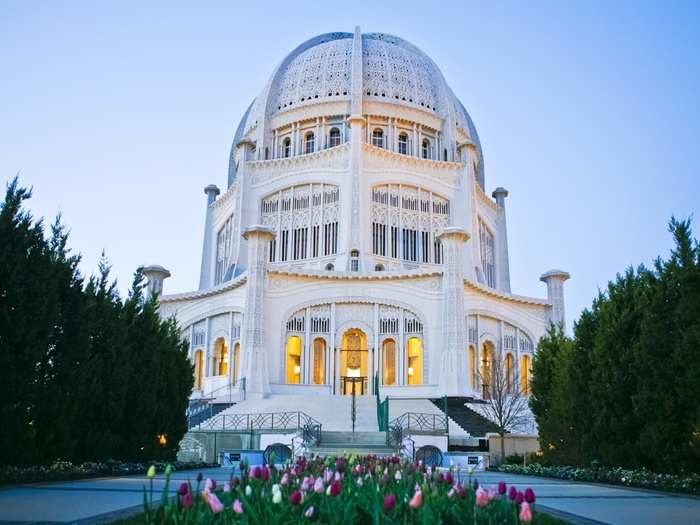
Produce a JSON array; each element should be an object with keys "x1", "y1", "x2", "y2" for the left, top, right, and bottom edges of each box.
[{"x1": 340, "y1": 329, "x2": 368, "y2": 395}]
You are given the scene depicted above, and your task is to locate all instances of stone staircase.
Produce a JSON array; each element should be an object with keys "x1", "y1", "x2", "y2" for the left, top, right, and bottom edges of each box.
[
  {"x1": 309, "y1": 431, "x2": 394, "y2": 457},
  {"x1": 430, "y1": 397, "x2": 501, "y2": 437}
]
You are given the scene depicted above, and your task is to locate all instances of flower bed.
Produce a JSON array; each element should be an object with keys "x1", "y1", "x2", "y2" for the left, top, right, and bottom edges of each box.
[
  {"x1": 143, "y1": 455, "x2": 551, "y2": 524},
  {"x1": 497, "y1": 463, "x2": 700, "y2": 496},
  {"x1": 0, "y1": 460, "x2": 215, "y2": 486}
]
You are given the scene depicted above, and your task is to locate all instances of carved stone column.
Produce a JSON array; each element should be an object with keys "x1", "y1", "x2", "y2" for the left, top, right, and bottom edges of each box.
[
  {"x1": 143, "y1": 265, "x2": 171, "y2": 298},
  {"x1": 492, "y1": 187, "x2": 511, "y2": 293},
  {"x1": 198, "y1": 184, "x2": 220, "y2": 290},
  {"x1": 540, "y1": 270, "x2": 571, "y2": 330},
  {"x1": 437, "y1": 227, "x2": 470, "y2": 395},
  {"x1": 242, "y1": 225, "x2": 275, "y2": 399}
]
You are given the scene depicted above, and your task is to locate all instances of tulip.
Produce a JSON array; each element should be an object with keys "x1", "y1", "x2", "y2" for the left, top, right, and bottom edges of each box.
[
  {"x1": 147, "y1": 465, "x2": 156, "y2": 479},
  {"x1": 409, "y1": 490, "x2": 422, "y2": 509},
  {"x1": 356, "y1": 477, "x2": 363, "y2": 487},
  {"x1": 519, "y1": 501, "x2": 533, "y2": 523},
  {"x1": 204, "y1": 478, "x2": 214, "y2": 492},
  {"x1": 329, "y1": 479, "x2": 341, "y2": 496},
  {"x1": 498, "y1": 481, "x2": 507, "y2": 495},
  {"x1": 232, "y1": 476, "x2": 240, "y2": 486},
  {"x1": 281, "y1": 472, "x2": 290, "y2": 486},
  {"x1": 445, "y1": 472, "x2": 453, "y2": 485},
  {"x1": 245, "y1": 485, "x2": 252, "y2": 496},
  {"x1": 233, "y1": 499, "x2": 243, "y2": 514},
  {"x1": 324, "y1": 468, "x2": 333, "y2": 483},
  {"x1": 334, "y1": 471, "x2": 342, "y2": 481},
  {"x1": 475, "y1": 487, "x2": 490, "y2": 507},
  {"x1": 301, "y1": 476, "x2": 312, "y2": 491},
  {"x1": 395, "y1": 470, "x2": 402, "y2": 481},
  {"x1": 509, "y1": 485, "x2": 518, "y2": 501},
  {"x1": 524, "y1": 487, "x2": 536, "y2": 504},
  {"x1": 383, "y1": 493, "x2": 396, "y2": 511},
  {"x1": 164, "y1": 464, "x2": 173, "y2": 477},
  {"x1": 272, "y1": 490, "x2": 283, "y2": 504},
  {"x1": 178, "y1": 482, "x2": 189, "y2": 496},
  {"x1": 180, "y1": 492, "x2": 193, "y2": 508},
  {"x1": 516, "y1": 491, "x2": 524, "y2": 505},
  {"x1": 261, "y1": 466, "x2": 271, "y2": 481},
  {"x1": 448, "y1": 487, "x2": 456, "y2": 498},
  {"x1": 196, "y1": 472, "x2": 203, "y2": 483},
  {"x1": 488, "y1": 488, "x2": 497, "y2": 501},
  {"x1": 314, "y1": 477, "x2": 325, "y2": 493},
  {"x1": 251, "y1": 466, "x2": 262, "y2": 479},
  {"x1": 290, "y1": 490, "x2": 303, "y2": 505},
  {"x1": 223, "y1": 482, "x2": 231, "y2": 493},
  {"x1": 335, "y1": 458, "x2": 345, "y2": 472},
  {"x1": 207, "y1": 491, "x2": 224, "y2": 514},
  {"x1": 304, "y1": 505, "x2": 315, "y2": 518}
]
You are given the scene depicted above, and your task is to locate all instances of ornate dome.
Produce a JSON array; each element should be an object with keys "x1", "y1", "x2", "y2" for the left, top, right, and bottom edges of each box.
[{"x1": 229, "y1": 30, "x2": 484, "y2": 186}]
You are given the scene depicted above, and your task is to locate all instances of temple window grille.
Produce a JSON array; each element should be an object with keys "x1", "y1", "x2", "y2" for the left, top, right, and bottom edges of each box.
[
  {"x1": 286, "y1": 315, "x2": 305, "y2": 333},
  {"x1": 215, "y1": 214, "x2": 234, "y2": 285},
  {"x1": 398, "y1": 132, "x2": 409, "y2": 155},
  {"x1": 372, "y1": 128, "x2": 385, "y2": 148},
  {"x1": 421, "y1": 139, "x2": 431, "y2": 159},
  {"x1": 283, "y1": 137, "x2": 291, "y2": 158},
  {"x1": 350, "y1": 249, "x2": 360, "y2": 272},
  {"x1": 328, "y1": 127, "x2": 341, "y2": 147},
  {"x1": 371, "y1": 185, "x2": 449, "y2": 265},
  {"x1": 311, "y1": 316, "x2": 330, "y2": 333},
  {"x1": 261, "y1": 184, "x2": 339, "y2": 263},
  {"x1": 304, "y1": 132, "x2": 315, "y2": 154},
  {"x1": 479, "y1": 218, "x2": 496, "y2": 287}
]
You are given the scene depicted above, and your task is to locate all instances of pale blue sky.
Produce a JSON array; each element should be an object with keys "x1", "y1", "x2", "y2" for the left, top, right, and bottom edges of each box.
[{"x1": 1, "y1": 1, "x2": 698, "y2": 330}]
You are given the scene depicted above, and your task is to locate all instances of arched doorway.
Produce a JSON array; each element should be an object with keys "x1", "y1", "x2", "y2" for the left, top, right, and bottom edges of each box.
[
  {"x1": 381, "y1": 338, "x2": 396, "y2": 385},
  {"x1": 340, "y1": 328, "x2": 368, "y2": 395},
  {"x1": 193, "y1": 349, "x2": 204, "y2": 390},
  {"x1": 406, "y1": 337, "x2": 423, "y2": 385},
  {"x1": 232, "y1": 343, "x2": 240, "y2": 383},
  {"x1": 285, "y1": 336, "x2": 302, "y2": 384},
  {"x1": 520, "y1": 354, "x2": 531, "y2": 394},
  {"x1": 312, "y1": 338, "x2": 326, "y2": 385}
]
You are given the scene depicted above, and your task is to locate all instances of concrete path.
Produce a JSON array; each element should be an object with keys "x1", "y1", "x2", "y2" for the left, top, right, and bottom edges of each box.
[
  {"x1": 0, "y1": 467, "x2": 698, "y2": 524},
  {"x1": 477, "y1": 471, "x2": 700, "y2": 525}
]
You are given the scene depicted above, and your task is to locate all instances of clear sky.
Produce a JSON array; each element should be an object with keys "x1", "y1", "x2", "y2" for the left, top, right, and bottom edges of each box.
[{"x1": 1, "y1": 1, "x2": 698, "y2": 330}]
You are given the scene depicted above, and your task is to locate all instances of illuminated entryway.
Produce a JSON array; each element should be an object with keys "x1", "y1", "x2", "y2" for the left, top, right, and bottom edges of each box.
[
  {"x1": 285, "y1": 335, "x2": 302, "y2": 384},
  {"x1": 340, "y1": 328, "x2": 368, "y2": 395}
]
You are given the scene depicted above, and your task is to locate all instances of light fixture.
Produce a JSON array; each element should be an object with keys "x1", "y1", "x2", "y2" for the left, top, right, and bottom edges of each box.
[
  {"x1": 293, "y1": 365, "x2": 301, "y2": 375},
  {"x1": 407, "y1": 367, "x2": 414, "y2": 376},
  {"x1": 158, "y1": 434, "x2": 167, "y2": 446}
]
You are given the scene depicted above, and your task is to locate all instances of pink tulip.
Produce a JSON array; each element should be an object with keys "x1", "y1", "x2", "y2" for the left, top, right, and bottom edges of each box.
[
  {"x1": 519, "y1": 501, "x2": 533, "y2": 523},
  {"x1": 324, "y1": 468, "x2": 333, "y2": 483},
  {"x1": 447, "y1": 487, "x2": 456, "y2": 498},
  {"x1": 395, "y1": 470, "x2": 402, "y2": 481},
  {"x1": 281, "y1": 473, "x2": 290, "y2": 486},
  {"x1": 206, "y1": 491, "x2": 224, "y2": 514},
  {"x1": 304, "y1": 505, "x2": 315, "y2": 518},
  {"x1": 178, "y1": 482, "x2": 189, "y2": 495},
  {"x1": 232, "y1": 499, "x2": 243, "y2": 514},
  {"x1": 204, "y1": 478, "x2": 214, "y2": 491},
  {"x1": 313, "y1": 477, "x2": 325, "y2": 493},
  {"x1": 488, "y1": 488, "x2": 497, "y2": 501},
  {"x1": 409, "y1": 490, "x2": 422, "y2": 509},
  {"x1": 223, "y1": 482, "x2": 231, "y2": 493},
  {"x1": 475, "y1": 487, "x2": 490, "y2": 507},
  {"x1": 334, "y1": 471, "x2": 342, "y2": 481},
  {"x1": 301, "y1": 476, "x2": 312, "y2": 491}
]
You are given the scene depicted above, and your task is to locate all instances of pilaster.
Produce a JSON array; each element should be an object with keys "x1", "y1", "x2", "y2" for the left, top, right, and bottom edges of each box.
[
  {"x1": 540, "y1": 269, "x2": 571, "y2": 330},
  {"x1": 198, "y1": 184, "x2": 220, "y2": 290}
]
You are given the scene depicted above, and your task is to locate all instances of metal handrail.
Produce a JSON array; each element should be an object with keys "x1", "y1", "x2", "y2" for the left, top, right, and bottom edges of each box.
[
  {"x1": 195, "y1": 410, "x2": 322, "y2": 435},
  {"x1": 202, "y1": 377, "x2": 247, "y2": 403},
  {"x1": 388, "y1": 412, "x2": 448, "y2": 435}
]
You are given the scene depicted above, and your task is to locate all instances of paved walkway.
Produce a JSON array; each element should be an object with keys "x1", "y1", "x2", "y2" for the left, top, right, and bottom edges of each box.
[{"x1": 0, "y1": 468, "x2": 698, "y2": 524}]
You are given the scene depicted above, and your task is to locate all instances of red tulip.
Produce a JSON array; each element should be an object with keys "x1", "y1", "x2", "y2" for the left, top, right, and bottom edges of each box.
[
  {"x1": 178, "y1": 482, "x2": 189, "y2": 495},
  {"x1": 180, "y1": 493, "x2": 193, "y2": 508},
  {"x1": 524, "y1": 487, "x2": 536, "y2": 503},
  {"x1": 508, "y1": 485, "x2": 518, "y2": 501},
  {"x1": 383, "y1": 493, "x2": 396, "y2": 511},
  {"x1": 498, "y1": 481, "x2": 507, "y2": 495},
  {"x1": 290, "y1": 490, "x2": 303, "y2": 505},
  {"x1": 516, "y1": 491, "x2": 524, "y2": 504},
  {"x1": 329, "y1": 479, "x2": 341, "y2": 496}
]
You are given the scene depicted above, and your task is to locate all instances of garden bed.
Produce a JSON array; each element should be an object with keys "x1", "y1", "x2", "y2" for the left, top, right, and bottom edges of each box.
[
  {"x1": 497, "y1": 463, "x2": 700, "y2": 496},
  {"x1": 138, "y1": 455, "x2": 561, "y2": 524},
  {"x1": 0, "y1": 460, "x2": 216, "y2": 486}
]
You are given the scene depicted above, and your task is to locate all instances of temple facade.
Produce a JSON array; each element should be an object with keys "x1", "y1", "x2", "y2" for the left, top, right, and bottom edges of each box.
[{"x1": 146, "y1": 28, "x2": 569, "y2": 406}]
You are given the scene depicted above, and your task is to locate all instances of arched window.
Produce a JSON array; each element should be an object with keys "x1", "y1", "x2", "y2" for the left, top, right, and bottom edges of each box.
[
  {"x1": 382, "y1": 339, "x2": 396, "y2": 385},
  {"x1": 232, "y1": 343, "x2": 241, "y2": 383},
  {"x1": 325, "y1": 263, "x2": 334, "y2": 271},
  {"x1": 481, "y1": 342, "x2": 494, "y2": 399},
  {"x1": 285, "y1": 336, "x2": 302, "y2": 384},
  {"x1": 265, "y1": 147, "x2": 269, "y2": 160},
  {"x1": 407, "y1": 337, "x2": 423, "y2": 385},
  {"x1": 193, "y1": 349, "x2": 204, "y2": 390},
  {"x1": 520, "y1": 355, "x2": 531, "y2": 395},
  {"x1": 214, "y1": 338, "x2": 228, "y2": 376},
  {"x1": 312, "y1": 338, "x2": 325, "y2": 385},
  {"x1": 328, "y1": 127, "x2": 341, "y2": 147},
  {"x1": 283, "y1": 137, "x2": 291, "y2": 158},
  {"x1": 505, "y1": 353, "x2": 515, "y2": 393},
  {"x1": 443, "y1": 148, "x2": 447, "y2": 161},
  {"x1": 421, "y1": 139, "x2": 431, "y2": 159},
  {"x1": 468, "y1": 345, "x2": 477, "y2": 390},
  {"x1": 374, "y1": 264, "x2": 384, "y2": 271},
  {"x1": 372, "y1": 128, "x2": 384, "y2": 148},
  {"x1": 350, "y1": 249, "x2": 359, "y2": 272},
  {"x1": 304, "y1": 132, "x2": 315, "y2": 154},
  {"x1": 398, "y1": 132, "x2": 409, "y2": 155}
]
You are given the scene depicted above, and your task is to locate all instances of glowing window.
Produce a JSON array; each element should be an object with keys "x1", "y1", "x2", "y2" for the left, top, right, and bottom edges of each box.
[
  {"x1": 312, "y1": 338, "x2": 325, "y2": 385},
  {"x1": 520, "y1": 354, "x2": 531, "y2": 395},
  {"x1": 407, "y1": 337, "x2": 423, "y2": 385},
  {"x1": 285, "y1": 336, "x2": 302, "y2": 384},
  {"x1": 382, "y1": 339, "x2": 396, "y2": 385}
]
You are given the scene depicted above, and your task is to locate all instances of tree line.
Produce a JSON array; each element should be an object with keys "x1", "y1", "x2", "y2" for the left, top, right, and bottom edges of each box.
[
  {"x1": 530, "y1": 218, "x2": 700, "y2": 474},
  {"x1": 0, "y1": 178, "x2": 193, "y2": 466}
]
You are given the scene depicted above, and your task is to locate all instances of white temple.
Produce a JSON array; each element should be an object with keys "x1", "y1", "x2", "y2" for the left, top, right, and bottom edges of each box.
[{"x1": 145, "y1": 29, "x2": 569, "y2": 432}]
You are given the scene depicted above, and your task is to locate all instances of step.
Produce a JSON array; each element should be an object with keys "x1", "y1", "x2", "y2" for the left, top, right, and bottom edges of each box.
[
  {"x1": 321, "y1": 431, "x2": 386, "y2": 445},
  {"x1": 309, "y1": 446, "x2": 394, "y2": 457}
]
